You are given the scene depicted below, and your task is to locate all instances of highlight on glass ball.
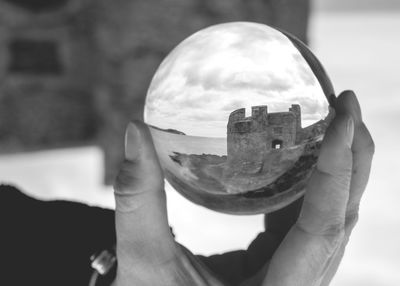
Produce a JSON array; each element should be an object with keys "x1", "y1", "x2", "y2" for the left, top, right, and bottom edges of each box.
[{"x1": 144, "y1": 22, "x2": 335, "y2": 215}]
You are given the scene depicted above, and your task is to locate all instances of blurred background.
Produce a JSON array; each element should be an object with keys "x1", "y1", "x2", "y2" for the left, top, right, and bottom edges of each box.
[{"x1": 0, "y1": 0, "x2": 399, "y2": 285}]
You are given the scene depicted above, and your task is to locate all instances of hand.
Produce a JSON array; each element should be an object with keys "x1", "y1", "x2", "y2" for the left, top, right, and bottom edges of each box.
[{"x1": 112, "y1": 90, "x2": 374, "y2": 286}]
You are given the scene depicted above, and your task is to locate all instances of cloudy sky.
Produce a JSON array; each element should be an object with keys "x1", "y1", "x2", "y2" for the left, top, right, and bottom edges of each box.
[{"x1": 144, "y1": 22, "x2": 328, "y2": 137}]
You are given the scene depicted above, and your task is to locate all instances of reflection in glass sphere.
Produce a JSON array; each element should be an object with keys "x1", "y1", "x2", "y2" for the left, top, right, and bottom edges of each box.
[{"x1": 144, "y1": 22, "x2": 334, "y2": 215}]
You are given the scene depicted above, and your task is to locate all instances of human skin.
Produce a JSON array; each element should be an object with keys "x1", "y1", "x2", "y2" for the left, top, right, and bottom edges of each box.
[{"x1": 112, "y1": 91, "x2": 374, "y2": 286}]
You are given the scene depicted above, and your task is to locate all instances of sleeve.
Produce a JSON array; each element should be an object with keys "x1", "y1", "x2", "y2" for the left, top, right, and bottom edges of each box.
[
  {"x1": 196, "y1": 231, "x2": 282, "y2": 285},
  {"x1": 0, "y1": 184, "x2": 116, "y2": 286}
]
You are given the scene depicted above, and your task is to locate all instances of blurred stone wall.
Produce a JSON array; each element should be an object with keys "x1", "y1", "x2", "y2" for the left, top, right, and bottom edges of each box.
[
  {"x1": 0, "y1": 0, "x2": 98, "y2": 151},
  {"x1": 0, "y1": 0, "x2": 310, "y2": 185}
]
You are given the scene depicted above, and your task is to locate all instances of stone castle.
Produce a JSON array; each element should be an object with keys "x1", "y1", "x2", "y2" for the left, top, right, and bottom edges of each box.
[{"x1": 227, "y1": 104, "x2": 303, "y2": 161}]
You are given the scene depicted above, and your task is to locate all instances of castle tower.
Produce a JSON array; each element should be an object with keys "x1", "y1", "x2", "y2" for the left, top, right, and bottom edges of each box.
[
  {"x1": 289, "y1": 104, "x2": 302, "y2": 131},
  {"x1": 251, "y1": 105, "x2": 268, "y2": 131},
  {"x1": 227, "y1": 108, "x2": 246, "y2": 133}
]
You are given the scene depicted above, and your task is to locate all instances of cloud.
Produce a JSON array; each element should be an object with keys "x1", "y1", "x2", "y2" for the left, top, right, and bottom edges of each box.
[
  {"x1": 184, "y1": 67, "x2": 293, "y2": 94},
  {"x1": 221, "y1": 99, "x2": 247, "y2": 111},
  {"x1": 292, "y1": 53, "x2": 317, "y2": 86},
  {"x1": 145, "y1": 22, "x2": 328, "y2": 137}
]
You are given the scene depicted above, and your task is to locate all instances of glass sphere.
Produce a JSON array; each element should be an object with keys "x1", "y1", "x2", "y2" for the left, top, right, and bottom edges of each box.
[{"x1": 144, "y1": 22, "x2": 335, "y2": 215}]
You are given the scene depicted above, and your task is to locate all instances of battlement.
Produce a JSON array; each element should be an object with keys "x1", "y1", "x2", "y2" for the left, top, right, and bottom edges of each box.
[
  {"x1": 228, "y1": 105, "x2": 268, "y2": 124},
  {"x1": 227, "y1": 104, "x2": 301, "y2": 134},
  {"x1": 228, "y1": 108, "x2": 246, "y2": 122},
  {"x1": 251, "y1": 105, "x2": 268, "y2": 119}
]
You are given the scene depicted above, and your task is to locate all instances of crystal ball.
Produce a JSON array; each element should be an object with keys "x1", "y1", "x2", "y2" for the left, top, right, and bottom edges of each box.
[{"x1": 144, "y1": 22, "x2": 335, "y2": 215}]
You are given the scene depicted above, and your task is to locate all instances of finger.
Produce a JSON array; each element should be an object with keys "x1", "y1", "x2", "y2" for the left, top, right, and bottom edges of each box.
[
  {"x1": 335, "y1": 90, "x2": 375, "y2": 215},
  {"x1": 297, "y1": 113, "x2": 354, "y2": 236},
  {"x1": 114, "y1": 121, "x2": 176, "y2": 268},
  {"x1": 263, "y1": 112, "x2": 354, "y2": 286},
  {"x1": 317, "y1": 91, "x2": 375, "y2": 286}
]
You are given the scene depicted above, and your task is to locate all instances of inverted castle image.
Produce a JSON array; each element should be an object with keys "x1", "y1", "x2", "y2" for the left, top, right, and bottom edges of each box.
[{"x1": 227, "y1": 104, "x2": 304, "y2": 162}]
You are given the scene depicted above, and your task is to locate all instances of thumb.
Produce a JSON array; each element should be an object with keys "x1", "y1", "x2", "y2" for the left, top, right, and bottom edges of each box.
[
  {"x1": 115, "y1": 120, "x2": 164, "y2": 208},
  {"x1": 114, "y1": 121, "x2": 176, "y2": 267}
]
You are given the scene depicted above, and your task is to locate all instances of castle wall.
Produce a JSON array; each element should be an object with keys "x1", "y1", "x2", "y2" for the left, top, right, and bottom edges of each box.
[
  {"x1": 227, "y1": 106, "x2": 299, "y2": 164},
  {"x1": 227, "y1": 131, "x2": 269, "y2": 164},
  {"x1": 0, "y1": 1, "x2": 99, "y2": 151},
  {"x1": 267, "y1": 112, "x2": 297, "y2": 147}
]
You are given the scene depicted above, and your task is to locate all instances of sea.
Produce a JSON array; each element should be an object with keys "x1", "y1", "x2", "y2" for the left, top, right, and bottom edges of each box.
[{"x1": 0, "y1": 11, "x2": 399, "y2": 286}]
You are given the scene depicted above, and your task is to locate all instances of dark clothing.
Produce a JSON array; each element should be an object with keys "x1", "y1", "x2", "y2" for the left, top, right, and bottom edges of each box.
[
  {"x1": 0, "y1": 185, "x2": 301, "y2": 286},
  {"x1": 1, "y1": 185, "x2": 115, "y2": 286}
]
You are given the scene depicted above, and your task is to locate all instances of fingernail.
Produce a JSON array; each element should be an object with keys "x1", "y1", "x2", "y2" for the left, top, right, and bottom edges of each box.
[
  {"x1": 346, "y1": 116, "x2": 354, "y2": 147},
  {"x1": 125, "y1": 122, "x2": 141, "y2": 161}
]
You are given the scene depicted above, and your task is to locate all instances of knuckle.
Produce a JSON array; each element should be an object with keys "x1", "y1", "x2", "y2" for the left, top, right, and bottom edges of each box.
[
  {"x1": 345, "y1": 208, "x2": 359, "y2": 229},
  {"x1": 113, "y1": 175, "x2": 128, "y2": 194},
  {"x1": 297, "y1": 202, "x2": 346, "y2": 240},
  {"x1": 322, "y1": 222, "x2": 346, "y2": 238},
  {"x1": 295, "y1": 221, "x2": 345, "y2": 247},
  {"x1": 113, "y1": 160, "x2": 138, "y2": 194},
  {"x1": 329, "y1": 227, "x2": 346, "y2": 246},
  {"x1": 313, "y1": 168, "x2": 352, "y2": 194}
]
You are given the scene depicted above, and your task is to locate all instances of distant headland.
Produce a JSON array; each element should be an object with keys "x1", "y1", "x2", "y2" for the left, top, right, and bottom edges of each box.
[{"x1": 149, "y1": 125, "x2": 186, "y2": 135}]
